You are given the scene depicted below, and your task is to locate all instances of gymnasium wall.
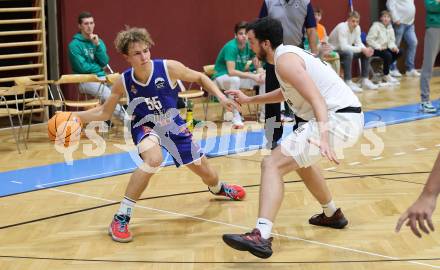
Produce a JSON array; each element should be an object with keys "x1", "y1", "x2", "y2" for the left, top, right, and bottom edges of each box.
[{"x1": 57, "y1": 0, "x2": 429, "y2": 78}]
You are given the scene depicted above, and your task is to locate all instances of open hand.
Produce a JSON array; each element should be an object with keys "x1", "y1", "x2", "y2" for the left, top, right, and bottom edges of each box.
[
  {"x1": 308, "y1": 137, "x2": 339, "y2": 164},
  {"x1": 224, "y1": 89, "x2": 252, "y2": 105},
  {"x1": 220, "y1": 97, "x2": 241, "y2": 113},
  {"x1": 395, "y1": 194, "x2": 436, "y2": 237}
]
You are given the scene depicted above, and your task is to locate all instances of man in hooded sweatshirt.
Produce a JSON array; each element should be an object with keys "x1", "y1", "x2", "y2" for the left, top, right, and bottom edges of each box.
[{"x1": 68, "y1": 11, "x2": 124, "y2": 121}]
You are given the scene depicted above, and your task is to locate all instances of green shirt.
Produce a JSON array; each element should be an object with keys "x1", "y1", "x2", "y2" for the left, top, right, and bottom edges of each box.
[
  {"x1": 68, "y1": 33, "x2": 109, "y2": 77},
  {"x1": 212, "y1": 38, "x2": 255, "y2": 79},
  {"x1": 425, "y1": 0, "x2": 440, "y2": 28}
]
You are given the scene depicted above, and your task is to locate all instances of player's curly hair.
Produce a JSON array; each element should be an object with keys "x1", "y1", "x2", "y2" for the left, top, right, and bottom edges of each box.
[{"x1": 114, "y1": 26, "x2": 155, "y2": 55}]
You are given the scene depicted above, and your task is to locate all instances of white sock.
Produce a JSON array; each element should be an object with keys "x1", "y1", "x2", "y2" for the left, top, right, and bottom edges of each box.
[
  {"x1": 232, "y1": 109, "x2": 242, "y2": 120},
  {"x1": 208, "y1": 182, "x2": 222, "y2": 194},
  {"x1": 117, "y1": 196, "x2": 136, "y2": 217},
  {"x1": 322, "y1": 200, "x2": 337, "y2": 217},
  {"x1": 256, "y1": 218, "x2": 273, "y2": 239}
]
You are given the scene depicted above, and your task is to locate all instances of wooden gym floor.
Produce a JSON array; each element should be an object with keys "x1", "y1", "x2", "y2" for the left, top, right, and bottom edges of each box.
[{"x1": 0, "y1": 75, "x2": 440, "y2": 269}]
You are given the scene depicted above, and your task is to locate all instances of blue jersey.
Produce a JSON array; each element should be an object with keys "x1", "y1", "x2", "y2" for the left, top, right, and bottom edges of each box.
[
  {"x1": 122, "y1": 59, "x2": 204, "y2": 167},
  {"x1": 122, "y1": 59, "x2": 185, "y2": 128}
]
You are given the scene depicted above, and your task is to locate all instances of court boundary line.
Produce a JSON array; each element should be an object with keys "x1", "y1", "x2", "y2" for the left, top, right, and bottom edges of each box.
[
  {"x1": 44, "y1": 187, "x2": 440, "y2": 269},
  {"x1": 0, "y1": 254, "x2": 440, "y2": 264},
  {"x1": 0, "y1": 171, "x2": 429, "y2": 230}
]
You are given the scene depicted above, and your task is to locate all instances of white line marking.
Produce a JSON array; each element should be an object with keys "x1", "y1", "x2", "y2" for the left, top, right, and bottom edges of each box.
[
  {"x1": 371, "y1": 156, "x2": 383, "y2": 161},
  {"x1": 48, "y1": 188, "x2": 440, "y2": 269},
  {"x1": 415, "y1": 148, "x2": 427, "y2": 151},
  {"x1": 394, "y1": 152, "x2": 406, "y2": 156},
  {"x1": 436, "y1": 144, "x2": 440, "y2": 147},
  {"x1": 10, "y1": 181, "x2": 22, "y2": 184},
  {"x1": 349, "y1": 162, "x2": 361, "y2": 166},
  {"x1": 324, "y1": 167, "x2": 337, "y2": 171},
  {"x1": 35, "y1": 167, "x2": 136, "y2": 188}
]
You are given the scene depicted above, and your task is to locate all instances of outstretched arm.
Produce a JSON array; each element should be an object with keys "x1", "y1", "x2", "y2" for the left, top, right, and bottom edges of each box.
[
  {"x1": 225, "y1": 88, "x2": 284, "y2": 105},
  {"x1": 396, "y1": 152, "x2": 440, "y2": 237},
  {"x1": 74, "y1": 78, "x2": 124, "y2": 123},
  {"x1": 167, "y1": 60, "x2": 240, "y2": 112}
]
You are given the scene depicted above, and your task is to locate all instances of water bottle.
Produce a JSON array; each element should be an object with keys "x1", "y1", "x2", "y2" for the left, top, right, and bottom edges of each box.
[{"x1": 186, "y1": 99, "x2": 194, "y2": 132}]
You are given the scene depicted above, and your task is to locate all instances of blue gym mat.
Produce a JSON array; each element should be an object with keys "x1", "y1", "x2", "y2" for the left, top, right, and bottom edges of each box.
[{"x1": 0, "y1": 100, "x2": 439, "y2": 197}]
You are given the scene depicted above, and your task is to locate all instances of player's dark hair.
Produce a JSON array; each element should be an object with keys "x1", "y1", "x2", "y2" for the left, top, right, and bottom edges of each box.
[{"x1": 246, "y1": 17, "x2": 283, "y2": 49}]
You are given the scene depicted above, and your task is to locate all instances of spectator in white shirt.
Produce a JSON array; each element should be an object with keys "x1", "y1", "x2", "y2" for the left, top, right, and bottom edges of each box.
[
  {"x1": 366, "y1": 10, "x2": 400, "y2": 84},
  {"x1": 329, "y1": 11, "x2": 378, "y2": 92}
]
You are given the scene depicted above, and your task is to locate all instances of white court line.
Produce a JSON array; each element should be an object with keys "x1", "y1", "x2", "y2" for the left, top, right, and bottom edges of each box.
[
  {"x1": 35, "y1": 167, "x2": 136, "y2": 188},
  {"x1": 436, "y1": 144, "x2": 440, "y2": 147},
  {"x1": 394, "y1": 152, "x2": 406, "y2": 156},
  {"x1": 415, "y1": 148, "x2": 428, "y2": 151},
  {"x1": 348, "y1": 162, "x2": 361, "y2": 166},
  {"x1": 324, "y1": 167, "x2": 337, "y2": 171},
  {"x1": 371, "y1": 156, "x2": 384, "y2": 161},
  {"x1": 10, "y1": 181, "x2": 22, "y2": 184},
  {"x1": 48, "y1": 188, "x2": 440, "y2": 269}
]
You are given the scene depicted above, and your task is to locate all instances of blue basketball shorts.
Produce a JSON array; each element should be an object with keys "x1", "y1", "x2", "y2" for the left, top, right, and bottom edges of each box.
[{"x1": 131, "y1": 124, "x2": 204, "y2": 167}]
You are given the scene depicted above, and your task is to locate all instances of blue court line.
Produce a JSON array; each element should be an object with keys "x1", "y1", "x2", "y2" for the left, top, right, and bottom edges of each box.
[
  {"x1": 364, "y1": 100, "x2": 440, "y2": 128},
  {"x1": 0, "y1": 100, "x2": 439, "y2": 197}
]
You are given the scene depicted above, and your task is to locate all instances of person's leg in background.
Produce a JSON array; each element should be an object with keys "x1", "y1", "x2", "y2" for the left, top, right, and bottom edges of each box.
[
  {"x1": 403, "y1": 24, "x2": 420, "y2": 76},
  {"x1": 337, "y1": 50, "x2": 362, "y2": 92},
  {"x1": 357, "y1": 53, "x2": 378, "y2": 90},
  {"x1": 420, "y1": 27, "x2": 440, "y2": 113},
  {"x1": 215, "y1": 74, "x2": 244, "y2": 128},
  {"x1": 390, "y1": 24, "x2": 404, "y2": 77},
  {"x1": 375, "y1": 49, "x2": 399, "y2": 84},
  {"x1": 239, "y1": 77, "x2": 266, "y2": 123},
  {"x1": 264, "y1": 63, "x2": 282, "y2": 149}
]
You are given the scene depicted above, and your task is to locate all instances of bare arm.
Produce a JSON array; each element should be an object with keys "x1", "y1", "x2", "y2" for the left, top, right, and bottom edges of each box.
[
  {"x1": 306, "y1": 27, "x2": 319, "y2": 55},
  {"x1": 396, "y1": 152, "x2": 440, "y2": 237},
  {"x1": 251, "y1": 88, "x2": 284, "y2": 104},
  {"x1": 167, "y1": 60, "x2": 240, "y2": 112},
  {"x1": 74, "y1": 79, "x2": 124, "y2": 123},
  {"x1": 276, "y1": 52, "x2": 338, "y2": 164},
  {"x1": 225, "y1": 88, "x2": 284, "y2": 105},
  {"x1": 423, "y1": 153, "x2": 440, "y2": 197},
  {"x1": 226, "y1": 61, "x2": 259, "y2": 81}
]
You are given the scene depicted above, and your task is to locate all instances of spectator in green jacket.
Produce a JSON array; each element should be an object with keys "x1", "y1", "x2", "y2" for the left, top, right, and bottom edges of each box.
[
  {"x1": 419, "y1": 0, "x2": 440, "y2": 113},
  {"x1": 68, "y1": 11, "x2": 124, "y2": 120}
]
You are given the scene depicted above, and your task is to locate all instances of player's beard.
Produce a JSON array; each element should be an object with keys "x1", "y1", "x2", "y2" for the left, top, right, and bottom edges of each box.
[{"x1": 256, "y1": 45, "x2": 267, "y2": 61}]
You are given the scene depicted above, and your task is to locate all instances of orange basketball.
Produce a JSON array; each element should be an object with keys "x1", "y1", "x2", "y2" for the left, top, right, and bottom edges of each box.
[{"x1": 48, "y1": 112, "x2": 82, "y2": 147}]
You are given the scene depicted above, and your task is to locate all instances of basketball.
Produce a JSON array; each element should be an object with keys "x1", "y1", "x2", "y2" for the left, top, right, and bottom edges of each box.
[{"x1": 47, "y1": 112, "x2": 82, "y2": 147}]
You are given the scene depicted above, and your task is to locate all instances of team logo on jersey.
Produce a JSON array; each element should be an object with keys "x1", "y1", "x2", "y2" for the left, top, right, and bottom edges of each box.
[
  {"x1": 130, "y1": 85, "x2": 138, "y2": 94},
  {"x1": 155, "y1": 77, "x2": 165, "y2": 89}
]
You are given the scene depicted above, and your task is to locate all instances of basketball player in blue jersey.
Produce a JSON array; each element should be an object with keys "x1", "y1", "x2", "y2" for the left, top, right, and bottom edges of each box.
[{"x1": 74, "y1": 27, "x2": 246, "y2": 243}]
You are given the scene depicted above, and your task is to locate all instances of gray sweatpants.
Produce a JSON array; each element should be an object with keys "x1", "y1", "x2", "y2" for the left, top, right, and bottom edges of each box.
[
  {"x1": 420, "y1": 27, "x2": 440, "y2": 102},
  {"x1": 79, "y1": 81, "x2": 125, "y2": 120}
]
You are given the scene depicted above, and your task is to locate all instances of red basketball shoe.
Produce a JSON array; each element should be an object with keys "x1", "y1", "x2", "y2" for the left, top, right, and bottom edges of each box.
[
  {"x1": 210, "y1": 182, "x2": 246, "y2": 200},
  {"x1": 108, "y1": 214, "x2": 132, "y2": 243}
]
